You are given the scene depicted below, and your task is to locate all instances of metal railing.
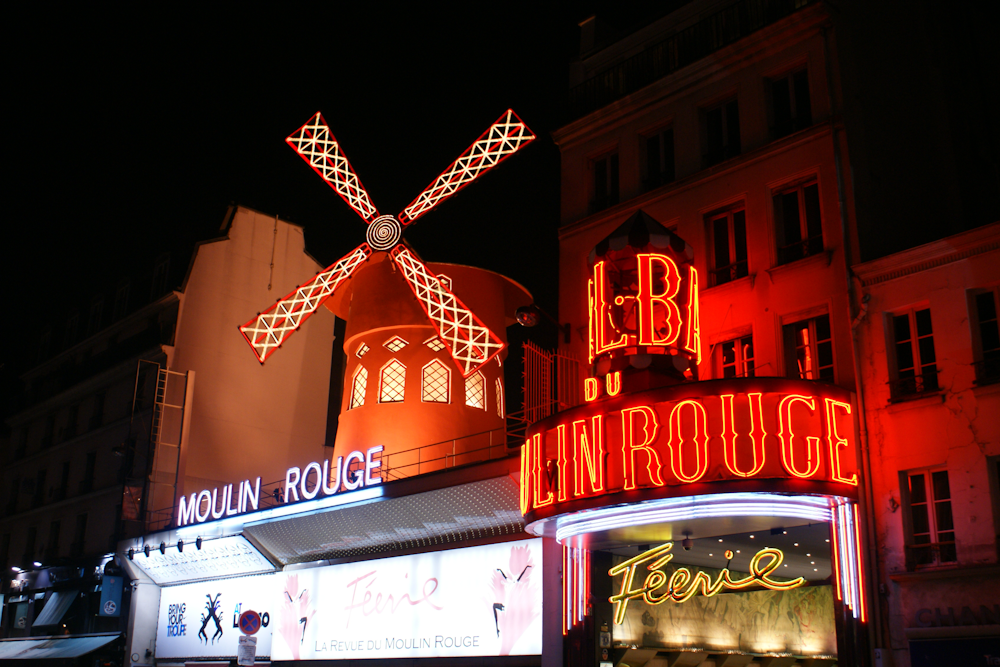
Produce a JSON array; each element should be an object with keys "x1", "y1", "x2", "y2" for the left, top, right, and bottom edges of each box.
[
  {"x1": 974, "y1": 357, "x2": 1000, "y2": 385},
  {"x1": 569, "y1": 0, "x2": 813, "y2": 119},
  {"x1": 888, "y1": 370, "x2": 940, "y2": 402}
]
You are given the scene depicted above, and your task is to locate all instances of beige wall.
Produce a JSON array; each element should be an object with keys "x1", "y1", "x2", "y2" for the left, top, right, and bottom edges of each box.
[{"x1": 170, "y1": 207, "x2": 334, "y2": 496}]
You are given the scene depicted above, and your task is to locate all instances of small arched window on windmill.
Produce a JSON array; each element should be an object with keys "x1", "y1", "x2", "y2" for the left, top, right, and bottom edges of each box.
[
  {"x1": 350, "y1": 366, "x2": 368, "y2": 409},
  {"x1": 380, "y1": 360, "x2": 406, "y2": 403},
  {"x1": 422, "y1": 360, "x2": 450, "y2": 403},
  {"x1": 465, "y1": 371, "x2": 485, "y2": 410}
]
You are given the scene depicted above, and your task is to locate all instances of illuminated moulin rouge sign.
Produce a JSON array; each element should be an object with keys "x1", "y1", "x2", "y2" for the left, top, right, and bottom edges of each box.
[
  {"x1": 520, "y1": 378, "x2": 859, "y2": 519},
  {"x1": 177, "y1": 447, "x2": 383, "y2": 527}
]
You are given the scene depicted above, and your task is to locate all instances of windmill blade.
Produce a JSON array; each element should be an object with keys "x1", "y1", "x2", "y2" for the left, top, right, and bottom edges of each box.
[
  {"x1": 287, "y1": 112, "x2": 380, "y2": 223},
  {"x1": 390, "y1": 245, "x2": 504, "y2": 376},
  {"x1": 398, "y1": 109, "x2": 535, "y2": 225},
  {"x1": 240, "y1": 244, "x2": 373, "y2": 363}
]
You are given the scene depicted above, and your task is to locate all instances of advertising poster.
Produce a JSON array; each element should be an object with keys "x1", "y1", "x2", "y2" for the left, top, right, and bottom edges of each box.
[
  {"x1": 156, "y1": 574, "x2": 278, "y2": 659},
  {"x1": 271, "y1": 539, "x2": 543, "y2": 661}
]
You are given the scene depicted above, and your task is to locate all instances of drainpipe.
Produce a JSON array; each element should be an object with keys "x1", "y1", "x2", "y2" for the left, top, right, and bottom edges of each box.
[{"x1": 822, "y1": 22, "x2": 885, "y2": 660}]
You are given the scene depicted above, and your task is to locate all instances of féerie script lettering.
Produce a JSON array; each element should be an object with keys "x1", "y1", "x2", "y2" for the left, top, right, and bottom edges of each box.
[{"x1": 344, "y1": 571, "x2": 442, "y2": 628}]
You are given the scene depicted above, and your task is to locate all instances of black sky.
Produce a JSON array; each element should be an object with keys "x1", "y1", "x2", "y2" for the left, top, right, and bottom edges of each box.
[{"x1": 5, "y1": 5, "x2": 587, "y2": 392}]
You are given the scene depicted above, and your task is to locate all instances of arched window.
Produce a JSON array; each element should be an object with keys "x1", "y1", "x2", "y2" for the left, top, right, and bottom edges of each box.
[
  {"x1": 495, "y1": 377, "x2": 504, "y2": 418},
  {"x1": 379, "y1": 360, "x2": 406, "y2": 403},
  {"x1": 422, "y1": 360, "x2": 450, "y2": 403},
  {"x1": 465, "y1": 371, "x2": 485, "y2": 410},
  {"x1": 350, "y1": 366, "x2": 367, "y2": 409}
]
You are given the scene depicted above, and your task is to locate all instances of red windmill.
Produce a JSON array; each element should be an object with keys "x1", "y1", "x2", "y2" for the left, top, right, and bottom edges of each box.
[{"x1": 239, "y1": 110, "x2": 534, "y2": 376}]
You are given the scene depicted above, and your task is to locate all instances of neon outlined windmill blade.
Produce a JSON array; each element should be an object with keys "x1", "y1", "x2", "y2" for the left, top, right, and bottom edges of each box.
[
  {"x1": 240, "y1": 244, "x2": 373, "y2": 363},
  {"x1": 398, "y1": 109, "x2": 534, "y2": 225},
  {"x1": 390, "y1": 245, "x2": 503, "y2": 377},
  {"x1": 287, "y1": 112, "x2": 380, "y2": 223}
]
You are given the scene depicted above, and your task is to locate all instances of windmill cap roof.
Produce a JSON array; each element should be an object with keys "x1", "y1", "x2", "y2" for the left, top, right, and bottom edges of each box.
[{"x1": 589, "y1": 209, "x2": 693, "y2": 265}]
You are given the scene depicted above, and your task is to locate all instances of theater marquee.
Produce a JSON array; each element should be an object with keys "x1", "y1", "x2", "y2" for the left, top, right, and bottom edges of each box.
[{"x1": 520, "y1": 378, "x2": 859, "y2": 522}]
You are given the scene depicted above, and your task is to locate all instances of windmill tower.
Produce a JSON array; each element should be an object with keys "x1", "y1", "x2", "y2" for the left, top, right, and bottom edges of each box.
[{"x1": 240, "y1": 111, "x2": 534, "y2": 472}]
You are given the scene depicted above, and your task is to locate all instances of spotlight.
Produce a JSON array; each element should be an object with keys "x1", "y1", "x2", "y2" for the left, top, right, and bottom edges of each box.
[
  {"x1": 681, "y1": 532, "x2": 693, "y2": 551},
  {"x1": 159, "y1": 542, "x2": 166, "y2": 555},
  {"x1": 196, "y1": 537, "x2": 203, "y2": 551},
  {"x1": 127, "y1": 548, "x2": 134, "y2": 561},
  {"x1": 143, "y1": 545, "x2": 150, "y2": 558},
  {"x1": 11, "y1": 566, "x2": 22, "y2": 573},
  {"x1": 177, "y1": 540, "x2": 184, "y2": 553},
  {"x1": 33, "y1": 561, "x2": 42, "y2": 568}
]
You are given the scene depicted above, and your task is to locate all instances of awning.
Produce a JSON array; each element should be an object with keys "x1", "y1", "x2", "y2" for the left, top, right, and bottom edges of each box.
[
  {"x1": 0, "y1": 634, "x2": 119, "y2": 659},
  {"x1": 31, "y1": 591, "x2": 76, "y2": 627}
]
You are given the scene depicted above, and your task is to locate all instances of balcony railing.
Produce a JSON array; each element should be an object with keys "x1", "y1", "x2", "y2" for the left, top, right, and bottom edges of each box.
[
  {"x1": 888, "y1": 369, "x2": 940, "y2": 402},
  {"x1": 569, "y1": 0, "x2": 814, "y2": 119},
  {"x1": 905, "y1": 541, "x2": 957, "y2": 569},
  {"x1": 974, "y1": 357, "x2": 1000, "y2": 385}
]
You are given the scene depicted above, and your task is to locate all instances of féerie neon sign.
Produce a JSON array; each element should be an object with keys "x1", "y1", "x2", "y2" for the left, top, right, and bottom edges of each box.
[{"x1": 608, "y1": 542, "x2": 806, "y2": 624}]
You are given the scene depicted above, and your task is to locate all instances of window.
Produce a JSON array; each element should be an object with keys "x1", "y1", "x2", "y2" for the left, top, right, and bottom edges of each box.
[
  {"x1": 81, "y1": 452, "x2": 96, "y2": 494},
  {"x1": 6, "y1": 475, "x2": 19, "y2": 514},
  {"x1": 56, "y1": 462, "x2": 70, "y2": 502},
  {"x1": 643, "y1": 127, "x2": 675, "y2": 191},
  {"x1": 356, "y1": 342, "x2": 370, "y2": 358},
  {"x1": 591, "y1": 152, "x2": 619, "y2": 213},
  {"x1": 151, "y1": 253, "x2": 170, "y2": 299},
  {"x1": 903, "y1": 469, "x2": 956, "y2": 568},
  {"x1": 889, "y1": 308, "x2": 938, "y2": 399},
  {"x1": 972, "y1": 288, "x2": 1000, "y2": 384},
  {"x1": 37, "y1": 328, "x2": 51, "y2": 363},
  {"x1": 704, "y1": 99, "x2": 740, "y2": 166},
  {"x1": 33, "y1": 469, "x2": 47, "y2": 507},
  {"x1": 424, "y1": 336, "x2": 446, "y2": 352},
  {"x1": 784, "y1": 314, "x2": 834, "y2": 381},
  {"x1": 774, "y1": 181, "x2": 823, "y2": 265},
  {"x1": 383, "y1": 336, "x2": 408, "y2": 352},
  {"x1": 465, "y1": 371, "x2": 485, "y2": 410},
  {"x1": 89, "y1": 392, "x2": 105, "y2": 430},
  {"x1": 770, "y1": 68, "x2": 811, "y2": 139},
  {"x1": 379, "y1": 360, "x2": 406, "y2": 403},
  {"x1": 46, "y1": 520, "x2": 61, "y2": 560},
  {"x1": 23, "y1": 526, "x2": 37, "y2": 564},
  {"x1": 63, "y1": 311, "x2": 78, "y2": 349},
  {"x1": 87, "y1": 297, "x2": 103, "y2": 336},
  {"x1": 113, "y1": 279, "x2": 130, "y2": 321},
  {"x1": 495, "y1": 378, "x2": 505, "y2": 418},
  {"x1": 350, "y1": 366, "x2": 368, "y2": 409},
  {"x1": 717, "y1": 334, "x2": 755, "y2": 378},
  {"x1": 71, "y1": 514, "x2": 87, "y2": 557},
  {"x1": 421, "y1": 360, "x2": 450, "y2": 403},
  {"x1": 708, "y1": 208, "x2": 748, "y2": 286}
]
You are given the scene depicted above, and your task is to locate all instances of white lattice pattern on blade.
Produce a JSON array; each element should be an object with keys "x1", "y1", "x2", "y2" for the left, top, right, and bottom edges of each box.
[
  {"x1": 350, "y1": 367, "x2": 367, "y2": 409},
  {"x1": 391, "y1": 247, "x2": 503, "y2": 377},
  {"x1": 356, "y1": 342, "x2": 369, "y2": 358},
  {"x1": 400, "y1": 110, "x2": 535, "y2": 223},
  {"x1": 425, "y1": 336, "x2": 446, "y2": 352},
  {"x1": 465, "y1": 371, "x2": 485, "y2": 409},
  {"x1": 422, "y1": 360, "x2": 450, "y2": 403},
  {"x1": 287, "y1": 113, "x2": 379, "y2": 222},
  {"x1": 380, "y1": 360, "x2": 406, "y2": 403},
  {"x1": 495, "y1": 377, "x2": 504, "y2": 418},
  {"x1": 240, "y1": 244, "x2": 372, "y2": 362},
  {"x1": 383, "y1": 336, "x2": 408, "y2": 352}
]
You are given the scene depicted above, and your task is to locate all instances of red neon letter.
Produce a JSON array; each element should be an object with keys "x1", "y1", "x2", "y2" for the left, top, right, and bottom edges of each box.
[
  {"x1": 519, "y1": 440, "x2": 531, "y2": 515},
  {"x1": 636, "y1": 254, "x2": 682, "y2": 347},
  {"x1": 683, "y1": 266, "x2": 702, "y2": 364},
  {"x1": 720, "y1": 393, "x2": 766, "y2": 478},
  {"x1": 621, "y1": 406, "x2": 664, "y2": 490},
  {"x1": 584, "y1": 377, "x2": 601, "y2": 402},
  {"x1": 605, "y1": 371, "x2": 622, "y2": 396},
  {"x1": 590, "y1": 261, "x2": 628, "y2": 361},
  {"x1": 573, "y1": 416, "x2": 606, "y2": 496},
  {"x1": 531, "y1": 433, "x2": 553, "y2": 508},
  {"x1": 556, "y1": 424, "x2": 570, "y2": 502},
  {"x1": 666, "y1": 400, "x2": 709, "y2": 483},
  {"x1": 824, "y1": 398, "x2": 858, "y2": 486},
  {"x1": 777, "y1": 394, "x2": 822, "y2": 479}
]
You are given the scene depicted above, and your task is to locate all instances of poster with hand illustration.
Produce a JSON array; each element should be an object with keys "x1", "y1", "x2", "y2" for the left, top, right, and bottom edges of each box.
[{"x1": 272, "y1": 539, "x2": 543, "y2": 660}]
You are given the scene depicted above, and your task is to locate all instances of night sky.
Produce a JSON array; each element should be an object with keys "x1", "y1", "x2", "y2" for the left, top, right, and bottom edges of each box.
[{"x1": 5, "y1": 5, "x2": 590, "y2": 408}]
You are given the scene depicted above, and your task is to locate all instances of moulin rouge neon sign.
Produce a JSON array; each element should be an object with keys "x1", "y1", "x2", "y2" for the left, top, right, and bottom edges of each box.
[
  {"x1": 519, "y1": 379, "x2": 858, "y2": 517},
  {"x1": 608, "y1": 542, "x2": 806, "y2": 624}
]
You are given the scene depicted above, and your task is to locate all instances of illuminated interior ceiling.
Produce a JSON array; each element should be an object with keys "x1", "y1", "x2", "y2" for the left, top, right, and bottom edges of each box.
[{"x1": 243, "y1": 476, "x2": 523, "y2": 565}]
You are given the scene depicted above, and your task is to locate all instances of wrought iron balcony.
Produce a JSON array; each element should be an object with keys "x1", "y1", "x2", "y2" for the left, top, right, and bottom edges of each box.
[{"x1": 888, "y1": 369, "x2": 940, "y2": 402}]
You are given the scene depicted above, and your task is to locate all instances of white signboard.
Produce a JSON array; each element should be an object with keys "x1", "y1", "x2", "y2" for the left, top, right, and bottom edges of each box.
[
  {"x1": 272, "y1": 539, "x2": 543, "y2": 661},
  {"x1": 156, "y1": 574, "x2": 277, "y2": 659}
]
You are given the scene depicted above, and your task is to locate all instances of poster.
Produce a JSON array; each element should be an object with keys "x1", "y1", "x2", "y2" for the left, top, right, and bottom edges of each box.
[{"x1": 271, "y1": 539, "x2": 543, "y2": 660}]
